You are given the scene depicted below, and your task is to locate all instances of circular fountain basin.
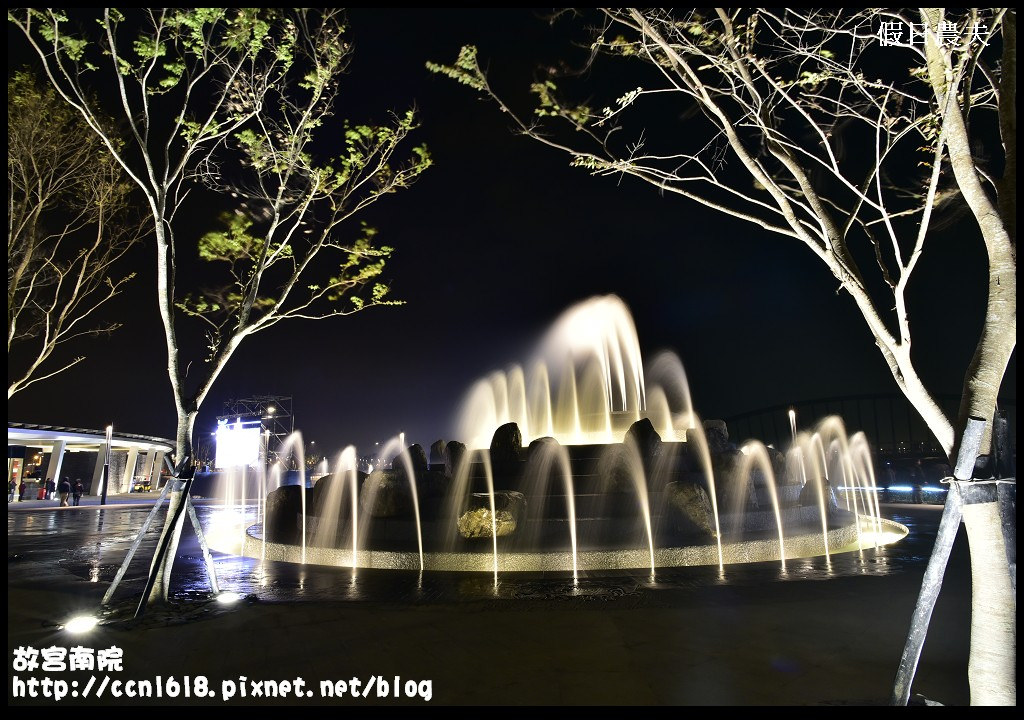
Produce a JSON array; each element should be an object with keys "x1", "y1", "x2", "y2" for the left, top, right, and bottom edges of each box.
[{"x1": 238, "y1": 516, "x2": 908, "y2": 572}]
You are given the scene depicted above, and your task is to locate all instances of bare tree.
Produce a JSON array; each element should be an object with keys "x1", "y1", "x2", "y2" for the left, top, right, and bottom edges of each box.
[
  {"x1": 430, "y1": 8, "x2": 1015, "y2": 705},
  {"x1": 11, "y1": 8, "x2": 431, "y2": 603},
  {"x1": 7, "y1": 70, "x2": 139, "y2": 398}
]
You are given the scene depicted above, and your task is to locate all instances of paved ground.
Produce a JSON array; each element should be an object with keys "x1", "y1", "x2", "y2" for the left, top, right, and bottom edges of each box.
[{"x1": 7, "y1": 498, "x2": 971, "y2": 705}]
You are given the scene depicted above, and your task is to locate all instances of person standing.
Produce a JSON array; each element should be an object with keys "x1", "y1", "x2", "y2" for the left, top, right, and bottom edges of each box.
[
  {"x1": 58, "y1": 477, "x2": 71, "y2": 507},
  {"x1": 8, "y1": 479, "x2": 15, "y2": 502},
  {"x1": 72, "y1": 479, "x2": 84, "y2": 506},
  {"x1": 39, "y1": 478, "x2": 50, "y2": 501}
]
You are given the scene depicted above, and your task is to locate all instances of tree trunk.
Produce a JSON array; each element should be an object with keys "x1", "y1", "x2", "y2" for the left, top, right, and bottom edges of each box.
[
  {"x1": 895, "y1": 268, "x2": 1014, "y2": 704},
  {"x1": 955, "y1": 233, "x2": 1015, "y2": 707},
  {"x1": 146, "y1": 407, "x2": 196, "y2": 605},
  {"x1": 955, "y1": 249, "x2": 1017, "y2": 463},
  {"x1": 961, "y1": 484, "x2": 1016, "y2": 705}
]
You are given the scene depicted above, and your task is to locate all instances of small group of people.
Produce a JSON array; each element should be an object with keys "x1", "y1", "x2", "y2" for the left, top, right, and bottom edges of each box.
[
  {"x1": 56, "y1": 477, "x2": 84, "y2": 506},
  {"x1": 6, "y1": 477, "x2": 83, "y2": 505}
]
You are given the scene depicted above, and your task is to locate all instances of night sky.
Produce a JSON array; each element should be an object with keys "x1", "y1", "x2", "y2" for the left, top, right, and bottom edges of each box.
[{"x1": 7, "y1": 9, "x2": 1016, "y2": 458}]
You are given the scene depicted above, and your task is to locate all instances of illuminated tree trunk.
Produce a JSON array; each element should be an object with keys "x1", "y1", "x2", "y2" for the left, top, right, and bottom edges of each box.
[
  {"x1": 962, "y1": 490, "x2": 1016, "y2": 706},
  {"x1": 146, "y1": 407, "x2": 197, "y2": 604},
  {"x1": 920, "y1": 10, "x2": 1017, "y2": 704},
  {"x1": 952, "y1": 272, "x2": 1017, "y2": 706}
]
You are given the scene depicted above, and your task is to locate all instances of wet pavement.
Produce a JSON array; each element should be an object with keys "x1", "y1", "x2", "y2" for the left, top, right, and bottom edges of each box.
[{"x1": 7, "y1": 500, "x2": 972, "y2": 705}]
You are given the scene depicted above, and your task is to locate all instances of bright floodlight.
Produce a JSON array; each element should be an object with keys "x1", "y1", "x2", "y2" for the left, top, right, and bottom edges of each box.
[
  {"x1": 216, "y1": 591, "x2": 242, "y2": 605},
  {"x1": 64, "y1": 615, "x2": 99, "y2": 634},
  {"x1": 267, "y1": 406, "x2": 275, "y2": 414},
  {"x1": 215, "y1": 420, "x2": 261, "y2": 468}
]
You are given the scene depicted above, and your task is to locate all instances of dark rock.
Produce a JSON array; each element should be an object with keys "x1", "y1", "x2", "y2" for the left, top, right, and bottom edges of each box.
[
  {"x1": 626, "y1": 418, "x2": 663, "y2": 468},
  {"x1": 358, "y1": 467, "x2": 450, "y2": 520},
  {"x1": 669, "y1": 441, "x2": 701, "y2": 475},
  {"x1": 490, "y1": 422, "x2": 523, "y2": 461},
  {"x1": 622, "y1": 417, "x2": 663, "y2": 479},
  {"x1": 700, "y1": 419, "x2": 732, "y2": 454},
  {"x1": 444, "y1": 441, "x2": 467, "y2": 478},
  {"x1": 489, "y1": 422, "x2": 525, "y2": 488},
  {"x1": 391, "y1": 444, "x2": 428, "y2": 477},
  {"x1": 799, "y1": 476, "x2": 839, "y2": 511},
  {"x1": 526, "y1": 436, "x2": 561, "y2": 458},
  {"x1": 312, "y1": 471, "x2": 366, "y2": 515},
  {"x1": 665, "y1": 480, "x2": 717, "y2": 537},
  {"x1": 429, "y1": 440, "x2": 447, "y2": 466},
  {"x1": 360, "y1": 470, "x2": 413, "y2": 518},
  {"x1": 491, "y1": 489, "x2": 526, "y2": 516},
  {"x1": 416, "y1": 470, "x2": 450, "y2": 499},
  {"x1": 766, "y1": 445, "x2": 789, "y2": 483},
  {"x1": 414, "y1": 470, "x2": 451, "y2": 518},
  {"x1": 598, "y1": 444, "x2": 644, "y2": 494},
  {"x1": 457, "y1": 508, "x2": 516, "y2": 539},
  {"x1": 711, "y1": 448, "x2": 739, "y2": 482},
  {"x1": 646, "y1": 444, "x2": 689, "y2": 491},
  {"x1": 524, "y1": 436, "x2": 565, "y2": 471},
  {"x1": 265, "y1": 485, "x2": 307, "y2": 543},
  {"x1": 713, "y1": 452, "x2": 761, "y2": 511},
  {"x1": 458, "y1": 491, "x2": 526, "y2": 539}
]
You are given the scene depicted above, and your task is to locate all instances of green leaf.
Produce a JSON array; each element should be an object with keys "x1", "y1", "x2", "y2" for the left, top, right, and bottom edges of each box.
[{"x1": 426, "y1": 45, "x2": 487, "y2": 91}]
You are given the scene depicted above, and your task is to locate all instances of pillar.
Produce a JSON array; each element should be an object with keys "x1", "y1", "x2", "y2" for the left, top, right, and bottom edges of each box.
[
  {"x1": 139, "y1": 450, "x2": 157, "y2": 491},
  {"x1": 44, "y1": 440, "x2": 67, "y2": 492},
  {"x1": 120, "y1": 446, "x2": 139, "y2": 494},
  {"x1": 91, "y1": 451, "x2": 106, "y2": 496},
  {"x1": 149, "y1": 451, "x2": 165, "y2": 488}
]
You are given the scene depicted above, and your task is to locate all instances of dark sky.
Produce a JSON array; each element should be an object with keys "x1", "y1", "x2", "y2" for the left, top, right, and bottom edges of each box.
[{"x1": 7, "y1": 9, "x2": 1015, "y2": 458}]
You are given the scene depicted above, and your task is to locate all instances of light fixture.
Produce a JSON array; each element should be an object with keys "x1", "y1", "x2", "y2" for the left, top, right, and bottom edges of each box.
[
  {"x1": 216, "y1": 591, "x2": 242, "y2": 605},
  {"x1": 64, "y1": 615, "x2": 100, "y2": 634}
]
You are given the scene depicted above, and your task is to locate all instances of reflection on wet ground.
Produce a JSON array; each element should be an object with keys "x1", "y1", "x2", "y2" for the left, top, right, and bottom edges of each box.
[{"x1": 7, "y1": 502, "x2": 945, "y2": 607}]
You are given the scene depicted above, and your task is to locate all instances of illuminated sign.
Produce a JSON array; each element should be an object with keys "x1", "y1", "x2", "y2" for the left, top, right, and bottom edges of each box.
[{"x1": 214, "y1": 419, "x2": 262, "y2": 469}]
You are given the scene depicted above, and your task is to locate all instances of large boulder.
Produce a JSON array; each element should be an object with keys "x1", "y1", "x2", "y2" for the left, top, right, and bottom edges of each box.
[
  {"x1": 444, "y1": 441, "x2": 467, "y2": 478},
  {"x1": 309, "y1": 473, "x2": 359, "y2": 548},
  {"x1": 391, "y1": 444, "x2": 428, "y2": 477},
  {"x1": 713, "y1": 451, "x2": 761, "y2": 512},
  {"x1": 799, "y1": 476, "x2": 839, "y2": 511},
  {"x1": 312, "y1": 470, "x2": 367, "y2": 514},
  {"x1": 626, "y1": 418, "x2": 663, "y2": 469},
  {"x1": 360, "y1": 470, "x2": 413, "y2": 518},
  {"x1": 489, "y1": 422, "x2": 525, "y2": 488},
  {"x1": 667, "y1": 440, "x2": 701, "y2": 476},
  {"x1": 526, "y1": 436, "x2": 561, "y2": 458},
  {"x1": 457, "y1": 491, "x2": 525, "y2": 539},
  {"x1": 359, "y1": 467, "x2": 450, "y2": 520},
  {"x1": 701, "y1": 419, "x2": 732, "y2": 454},
  {"x1": 598, "y1": 444, "x2": 645, "y2": 497},
  {"x1": 414, "y1": 470, "x2": 451, "y2": 519},
  {"x1": 311, "y1": 473, "x2": 368, "y2": 507},
  {"x1": 766, "y1": 445, "x2": 789, "y2": 484},
  {"x1": 265, "y1": 485, "x2": 307, "y2": 543},
  {"x1": 429, "y1": 440, "x2": 447, "y2": 467},
  {"x1": 665, "y1": 480, "x2": 717, "y2": 537}
]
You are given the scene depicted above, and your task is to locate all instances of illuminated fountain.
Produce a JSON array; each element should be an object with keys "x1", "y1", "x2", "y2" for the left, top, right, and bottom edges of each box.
[{"x1": 226, "y1": 296, "x2": 906, "y2": 576}]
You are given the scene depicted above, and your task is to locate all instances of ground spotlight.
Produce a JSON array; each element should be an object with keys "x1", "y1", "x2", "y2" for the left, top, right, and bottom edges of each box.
[{"x1": 64, "y1": 615, "x2": 99, "y2": 634}]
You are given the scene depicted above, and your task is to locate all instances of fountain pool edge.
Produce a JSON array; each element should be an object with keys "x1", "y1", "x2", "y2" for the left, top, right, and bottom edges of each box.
[{"x1": 228, "y1": 518, "x2": 908, "y2": 572}]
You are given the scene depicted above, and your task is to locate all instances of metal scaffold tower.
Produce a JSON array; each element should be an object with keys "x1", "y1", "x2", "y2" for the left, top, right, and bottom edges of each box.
[{"x1": 218, "y1": 395, "x2": 295, "y2": 467}]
